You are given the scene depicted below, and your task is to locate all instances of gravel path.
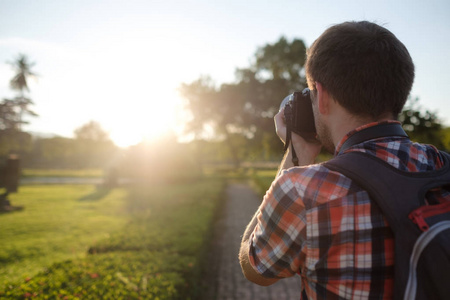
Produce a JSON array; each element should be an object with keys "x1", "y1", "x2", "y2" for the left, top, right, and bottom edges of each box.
[{"x1": 201, "y1": 182, "x2": 301, "y2": 300}]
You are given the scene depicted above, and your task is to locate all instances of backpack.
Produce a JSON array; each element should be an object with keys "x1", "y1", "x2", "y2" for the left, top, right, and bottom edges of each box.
[{"x1": 323, "y1": 123, "x2": 450, "y2": 300}]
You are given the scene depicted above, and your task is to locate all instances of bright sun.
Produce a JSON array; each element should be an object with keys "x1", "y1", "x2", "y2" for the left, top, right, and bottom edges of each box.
[
  {"x1": 82, "y1": 36, "x2": 189, "y2": 148},
  {"x1": 106, "y1": 89, "x2": 182, "y2": 148},
  {"x1": 41, "y1": 25, "x2": 203, "y2": 148}
]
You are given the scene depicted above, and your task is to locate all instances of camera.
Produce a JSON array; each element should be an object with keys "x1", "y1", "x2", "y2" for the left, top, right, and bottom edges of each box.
[{"x1": 280, "y1": 88, "x2": 316, "y2": 141}]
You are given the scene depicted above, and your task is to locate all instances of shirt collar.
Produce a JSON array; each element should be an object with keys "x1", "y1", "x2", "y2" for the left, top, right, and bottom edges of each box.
[{"x1": 334, "y1": 120, "x2": 402, "y2": 155}]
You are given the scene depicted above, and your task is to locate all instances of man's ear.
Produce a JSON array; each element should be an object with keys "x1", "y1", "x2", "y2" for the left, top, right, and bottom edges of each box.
[{"x1": 316, "y1": 82, "x2": 330, "y2": 115}]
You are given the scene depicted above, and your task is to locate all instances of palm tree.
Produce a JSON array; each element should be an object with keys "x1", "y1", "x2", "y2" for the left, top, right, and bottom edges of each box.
[
  {"x1": 9, "y1": 54, "x2": 36, "y2": 92},
  {"x1": 7, "y1": 54, "x2": 38, "y2": 130}
]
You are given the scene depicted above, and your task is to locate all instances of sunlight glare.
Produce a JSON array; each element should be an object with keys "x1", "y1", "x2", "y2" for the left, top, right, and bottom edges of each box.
[
  {"x1": 75, "y1": 31, "x2": 191, "y2": 148},
  {"x1": 107, "y1": 88, "x2": 182, "y2": 148}
]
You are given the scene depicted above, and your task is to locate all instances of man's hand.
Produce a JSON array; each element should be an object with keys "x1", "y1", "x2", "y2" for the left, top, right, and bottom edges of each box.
[{"x1": 275, "y1": 109, "x2": 322, "y2": 169}]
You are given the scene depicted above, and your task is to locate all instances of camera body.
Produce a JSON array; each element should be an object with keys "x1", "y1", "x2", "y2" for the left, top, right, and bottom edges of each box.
[{"x1": 280, "y1": 88, "x2": 316, "y2": 141}]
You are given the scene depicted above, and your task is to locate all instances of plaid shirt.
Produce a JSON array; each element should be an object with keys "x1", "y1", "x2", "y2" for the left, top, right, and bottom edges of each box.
[{"x1": 248, "y1": 121, "x2": 447, "y2": 299}]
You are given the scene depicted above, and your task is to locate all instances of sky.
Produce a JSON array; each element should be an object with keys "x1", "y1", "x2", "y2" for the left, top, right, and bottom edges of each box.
[{"x1": 0, "y1": 0, "x2": 449, "y2": 147}]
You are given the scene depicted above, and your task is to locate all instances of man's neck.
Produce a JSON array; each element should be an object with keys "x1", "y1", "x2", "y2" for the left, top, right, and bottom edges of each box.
[{"x1": 330, "y1": 111, "x2": 395, "y2": 149}]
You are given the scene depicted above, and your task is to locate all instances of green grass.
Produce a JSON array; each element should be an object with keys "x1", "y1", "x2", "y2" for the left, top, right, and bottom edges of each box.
[
  {"x1": 250, "y1": 168, "x2": 278, "y2": 197},
  {"x1": 21, "y1": 169, "x2": 104, "y2": 178},
  {"x1": 0, "y1": 185, "x2": 128, "y2": 284},
  {"x1": 0, "y1": 178, "x2": 225, "y2": 299}
]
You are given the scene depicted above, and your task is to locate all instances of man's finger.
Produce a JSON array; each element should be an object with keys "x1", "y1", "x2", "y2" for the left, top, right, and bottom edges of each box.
[{"x1": 274, "y1": 109, "x2": 287, "y2": 143}]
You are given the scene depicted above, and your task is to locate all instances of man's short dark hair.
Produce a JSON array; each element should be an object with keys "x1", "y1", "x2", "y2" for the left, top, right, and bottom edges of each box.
[{"x1": 305, "y1": 21, "x2": 415, "y2": 118}]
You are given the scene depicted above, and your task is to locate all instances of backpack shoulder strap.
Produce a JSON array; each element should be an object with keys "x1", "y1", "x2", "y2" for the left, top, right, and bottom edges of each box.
[
  {"x1": 323, "y1": 150, "x2": 450, "y2": 231},
  {"x1": 324, "y1": 150, "x2": 450, "y2": 300}
]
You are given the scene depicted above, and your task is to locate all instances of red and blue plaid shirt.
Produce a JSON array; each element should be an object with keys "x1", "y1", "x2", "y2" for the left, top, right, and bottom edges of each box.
[{"x1": 248, "y1": 121, "x2": 448, "y2": 299}]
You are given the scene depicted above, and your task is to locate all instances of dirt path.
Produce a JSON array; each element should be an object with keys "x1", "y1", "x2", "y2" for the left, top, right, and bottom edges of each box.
[{"x1": 201, "y1": 182, "x2": 301, "y2": 300}]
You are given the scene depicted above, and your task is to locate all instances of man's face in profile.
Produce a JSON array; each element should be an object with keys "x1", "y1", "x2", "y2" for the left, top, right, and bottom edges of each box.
[{"x1": 310, "y1": 89, "x2": 334, "y2": 154}]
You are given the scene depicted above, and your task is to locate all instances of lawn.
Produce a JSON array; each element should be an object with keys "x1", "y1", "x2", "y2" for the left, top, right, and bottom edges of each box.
[
  {"x1": 0, "y1": 185, "x2": 127, "y2": 284},
  {"x1": 21, "y1": 169, "x2": 104, "y2": 178},
  {"x1": 0, "y1": 178, "x2": 224, "y2": 299},
  {"x1": 250, "y1": 168, "x2": 278, "y2": 197}
]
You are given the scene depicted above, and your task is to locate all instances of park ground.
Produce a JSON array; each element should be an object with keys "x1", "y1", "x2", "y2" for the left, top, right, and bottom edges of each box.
[{"x1": 0, "y1": 168, "x2": 301, "y2": 299}]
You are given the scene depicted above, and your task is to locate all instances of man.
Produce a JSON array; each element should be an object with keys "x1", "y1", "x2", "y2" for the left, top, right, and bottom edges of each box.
[{"x1": 239, "y1": 21, "x2": 448, "y2": 299}]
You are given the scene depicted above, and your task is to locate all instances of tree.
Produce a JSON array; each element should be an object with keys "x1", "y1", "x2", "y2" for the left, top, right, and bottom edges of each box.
[
  {"x1": 5, "y1": 54, "x2": 38, "y2": 130},
  {"x1": 441, "y1": 127, "x2": 450, "y2": 152},
  {"x1": 0, "y1": 54, "x2": 38, "y2": 161},
  {"x1": 29, "y1": 136, "x2": 77, "y2": 168},
  {"x1": 399, "y1": 97, "x2": 445, "y2": 149},
  {"x1": 0, "y1": 54, "x2": 38, "y2": 210},
  {"x1": 73, "y1": 121, "x2": 118, "y2": 168},
  {"x1": 118, "y1": 134, "x2": 202, "y2": 183},
  {"x1": 74, "y1": 120, "x2": 111, "y2": 142},
  {"x1": 254, "y1": 36, "x2": 307, "y2": 89},
  {"x1": 0, "y1": 129, "x2": 32, "y2": 158},
  {"x1": 0, "y1": 99, "x2": 19, "y2": 130},
  {"x1": 180, "y1": 37, "x2": 308, "y2": 166}
]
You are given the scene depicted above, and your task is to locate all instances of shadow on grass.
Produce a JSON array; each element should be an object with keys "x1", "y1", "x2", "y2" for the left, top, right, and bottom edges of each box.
[
  {"x1": 78, "y1": 187, "x2": 111, "y2": 201},
  {"x1": 0, "y1": 205, "x2": 24, "y2": 214},
  {"x1": 0, "y1": 192, "x2": 24, "y2": 214}
]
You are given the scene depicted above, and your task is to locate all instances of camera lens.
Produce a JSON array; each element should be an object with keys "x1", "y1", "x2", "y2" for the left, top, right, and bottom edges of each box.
[{"x1": 280, "y1": 94, "x2": 294, "y2": 110}]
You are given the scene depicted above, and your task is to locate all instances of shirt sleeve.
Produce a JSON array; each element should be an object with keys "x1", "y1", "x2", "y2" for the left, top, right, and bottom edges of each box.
[{"x1": 248, "y1": 168, "x2": 309, "y2": 278}]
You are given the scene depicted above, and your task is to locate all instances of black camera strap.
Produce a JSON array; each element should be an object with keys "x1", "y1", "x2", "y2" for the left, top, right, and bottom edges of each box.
[{"x1": 283, "y1": 105, "x2": 300, "y2": 166}]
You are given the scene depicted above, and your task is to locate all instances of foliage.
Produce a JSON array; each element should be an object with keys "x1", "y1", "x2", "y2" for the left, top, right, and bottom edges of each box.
[
  {"x1": 74, "y1": 121, "x2": 110, "y2": 142},
  {"x1": 0, "y1": 178, "x2": 225, "y2": 299},
  {"x1": 0, "y1": 129, "x2": 32, "y2": 158},
  {"x1": 118, "y1": 134, "x2": 202, "y2": 183},
  {"x1": 399, "y1": 97, "x2": 445, "y2": 149},
  {"x1": 0, "y1": 100, "x2": 20, "y2": 130},
  {"x1": 0, "y1": 96, "x2": 38, "y2": 129},
  {"x1": 0, "y1": 54, "x2": 38, "y2": 167},
  {"x1": 8, "y1": 54, "x2": 37, "y2": 93},
  {"x1": 23, "y1": 121, "x2": 119, "y2": 169},
  {"x1": 72, "y1": 121, "x2": 118, "y2": 169},
  {"x1": 2, "y1": 252, "x2": 187, "y2": 299},
  {"x1": 0, "y1": 56, "x2": 121, "y2": 169},
  {"x1": 18, "y1": 121, "x2": 203, "y2": 174},
  {"x1": 250, "y1": 168, "x2": 278, "y2": 198},
  {"x1": 254, "y1": 36, "x2": 307, "y2": 88},
  {"x1": 1, "y1": 54, "x2": 38, "y2": 131},
  {"x1": 27, "y1": 136, "x2": 77, "y2": 168},
  {"x1": 180, "y1": 37, "x2": 450, "y2": 165},
  {"x1": 441, "y1": 127, "x2": 450, "y2": 151},
  {"x1": 180, "y1": 37, "x2": 308, "y2": 166}
]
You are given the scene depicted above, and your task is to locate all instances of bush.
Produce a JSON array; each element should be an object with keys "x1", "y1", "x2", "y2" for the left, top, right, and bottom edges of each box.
[{"x1": 118, "y1": 138, "x2": 203, "y2": 184}]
